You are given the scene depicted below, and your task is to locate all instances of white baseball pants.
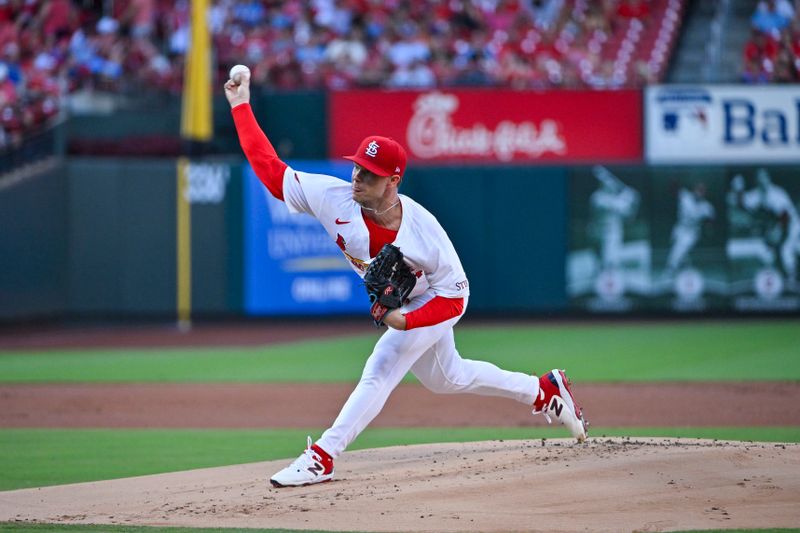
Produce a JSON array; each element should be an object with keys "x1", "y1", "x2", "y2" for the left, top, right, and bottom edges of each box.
[{"x1": 316, "y1": 293, "x2": 539, "y2": 458}]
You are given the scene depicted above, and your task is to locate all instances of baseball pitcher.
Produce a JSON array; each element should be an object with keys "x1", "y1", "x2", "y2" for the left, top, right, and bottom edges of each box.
[{"x1": 225, "y1": 70, "x2": 587, "y2": 488}]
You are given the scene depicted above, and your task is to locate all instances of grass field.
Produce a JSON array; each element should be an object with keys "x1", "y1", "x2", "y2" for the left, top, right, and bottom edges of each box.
[
  {"x1": 1, "y1": 320, "x2": 798, "y2": 532},
  {"x1": 0, "y1": 320, "x2": 798, "y2": 383}
]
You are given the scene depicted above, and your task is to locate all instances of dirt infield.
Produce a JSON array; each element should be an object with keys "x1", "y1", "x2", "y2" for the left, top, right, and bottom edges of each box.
[
  {"x1": 2, "y1": 381, "x2": 799, "y2": 428},
  {"x1": 1, "y1": 438, "x2": 798, "y2": 532}
]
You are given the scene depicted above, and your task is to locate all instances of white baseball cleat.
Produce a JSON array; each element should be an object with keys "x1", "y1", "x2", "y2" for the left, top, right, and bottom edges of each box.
[
  {"x1": 532, "y1": 369, "x2": 588, "y2": 443},
  {"x1": 270, "y1": 436, "x2": 335, "y2": 488}
]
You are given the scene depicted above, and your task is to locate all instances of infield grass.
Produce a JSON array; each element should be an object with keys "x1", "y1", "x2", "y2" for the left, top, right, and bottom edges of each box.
[
  {"x1": 0, "y1": 320, "x2": 798, "y2": 383},
  {"x1": 0, "y1": 427, "x2": 798, "y2": 491}
]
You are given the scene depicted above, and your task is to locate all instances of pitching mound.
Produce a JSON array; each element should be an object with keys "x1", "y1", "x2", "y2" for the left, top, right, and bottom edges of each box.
[{"x1": 2, "y1": 438, "x2": 798, "y2": 532}]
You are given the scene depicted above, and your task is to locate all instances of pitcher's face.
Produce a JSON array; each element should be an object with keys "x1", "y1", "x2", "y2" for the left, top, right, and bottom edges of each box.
[{"x1": 351, "y1": 164, "x2": 390, "y2": 206}]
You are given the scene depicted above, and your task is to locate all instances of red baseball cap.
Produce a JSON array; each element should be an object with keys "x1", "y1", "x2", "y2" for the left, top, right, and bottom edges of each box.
[{"x1": 344, "y1": 136, "x2": 407, "y2": 177}]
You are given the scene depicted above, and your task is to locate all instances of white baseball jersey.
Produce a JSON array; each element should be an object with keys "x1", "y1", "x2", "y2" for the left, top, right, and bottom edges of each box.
[
  {"x1": 673, "y1": 189, "x2": 714, "y2": 236},
  {"x1": 280, "y1": 166, "x2": 470, "y2": 301}
]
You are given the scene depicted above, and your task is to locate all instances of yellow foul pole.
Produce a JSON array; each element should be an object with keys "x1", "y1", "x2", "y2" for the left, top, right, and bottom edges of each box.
[
  {"x1": 177, "y1": 157, "x2": 191, "y2": 329},
  {"x1": 177, "y1": 0, "x2": 213, "y2": 329}
]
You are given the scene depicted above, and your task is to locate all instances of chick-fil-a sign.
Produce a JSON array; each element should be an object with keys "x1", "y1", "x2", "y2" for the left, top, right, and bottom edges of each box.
[{"x1": 330, "y1": 89, "x2": 642, "y2": 163}]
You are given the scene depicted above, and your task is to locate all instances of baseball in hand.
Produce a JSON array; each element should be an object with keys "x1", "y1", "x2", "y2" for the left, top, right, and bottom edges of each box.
[{"x1": 229, "y1": 64, "x2": 250, "y2": 85}]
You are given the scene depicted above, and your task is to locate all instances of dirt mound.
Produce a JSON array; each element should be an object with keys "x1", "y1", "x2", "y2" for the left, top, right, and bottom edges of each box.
[{"x1": 2, "y1": 438, "x2": 798, "y2": 532}]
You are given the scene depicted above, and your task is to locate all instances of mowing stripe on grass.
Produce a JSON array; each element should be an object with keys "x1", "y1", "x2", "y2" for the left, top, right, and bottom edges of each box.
[
  {"x1": 1, "y1": 427, "x2": 798, "y2": 491},
  {"x1": 0, "y1": 321, "x2": 798, "y2": 383}
]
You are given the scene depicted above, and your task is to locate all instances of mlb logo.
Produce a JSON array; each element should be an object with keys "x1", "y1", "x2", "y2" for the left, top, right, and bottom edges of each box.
[
  {"x1": 663, "y1": 107, "x2": 709, "y2": 139},
  {"x1": 662, "y1": 111, "x2": 679, "y2": 132},
  {"x1": 655, "y1": 88, "x2": 712, "y2": 138}
]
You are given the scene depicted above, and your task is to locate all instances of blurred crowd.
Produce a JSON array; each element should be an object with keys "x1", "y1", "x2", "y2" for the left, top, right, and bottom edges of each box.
[
  {"x1": 0, "y1": 0, "x2": 680, "y2": 150},
  {"x1": 741, "y1": 0, "x2": 800, "y2": 83},
  {"x1": 216, "y1": 0, "x2": 674, "y2": 90},
  {"x1": 1, "y1": 0, "x2": 680, "y2": 151}
]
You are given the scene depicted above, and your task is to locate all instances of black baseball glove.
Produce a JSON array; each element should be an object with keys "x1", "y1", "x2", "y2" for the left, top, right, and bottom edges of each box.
[{"x1": 363, "y1": 244, "x2": 417, "y2": 327}]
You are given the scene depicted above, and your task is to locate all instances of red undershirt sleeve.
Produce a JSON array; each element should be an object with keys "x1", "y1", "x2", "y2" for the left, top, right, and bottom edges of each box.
[
  {"x1": 403, "y1": 296, "x2": 464, "y2": 330},
  {"x1": 231, "y1": 103, "x2": 288, "y2": 201}
]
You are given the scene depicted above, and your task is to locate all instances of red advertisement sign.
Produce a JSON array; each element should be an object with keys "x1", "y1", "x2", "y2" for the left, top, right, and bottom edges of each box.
[{"x1": 329, "y1": 90, "x2": 642, "y2": 163}]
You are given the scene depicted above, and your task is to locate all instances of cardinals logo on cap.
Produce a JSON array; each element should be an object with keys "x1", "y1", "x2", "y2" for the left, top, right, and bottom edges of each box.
[
  {"x1": 365, "y1": 140, "x2": 380, "y2": 157},
  {"x1": 344, "y1": 135, "x2": 407, "y2": 177}
]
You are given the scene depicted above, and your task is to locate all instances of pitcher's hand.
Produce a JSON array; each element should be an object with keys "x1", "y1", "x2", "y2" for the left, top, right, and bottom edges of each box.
[{"x1": 224, "y1": 73, "x2": 251, "y2": 108}]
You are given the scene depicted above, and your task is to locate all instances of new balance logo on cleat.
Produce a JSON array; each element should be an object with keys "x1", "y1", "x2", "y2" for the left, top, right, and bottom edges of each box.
[
  {"x1": 549, "y1": 396, "x2": 564, "y2": 417},
  {"x1": 270, "y1": 436, "x2": 335, "y2": 487},
  {"x1": 532, "y1": 369, "x2": 588, "y2": 443}
]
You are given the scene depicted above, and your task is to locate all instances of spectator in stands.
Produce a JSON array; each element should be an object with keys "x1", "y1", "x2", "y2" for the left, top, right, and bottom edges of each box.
[
  {"x1": 388, "y1": 58, "x2": 436, "y2": 88},
  {"x1": 451, "y1": 52, "x2": 494, "y2": 86},
  {"x1": 742, "y1": 56, "x2": 771, "y2": 83},
  {"x1": 744, "y1": 28, "x2": 780, "y2": 65},
  {"x1": 1, "y1": 43, "x2": 23, "y2": 86},
  {"x1": 324, "y1": 26, "x2": 368, "y2": 71},
  {"x1": 751, "y1": 0, "x2": 793, "y2": 38},
  {"x1": 772, "y1": 47, "x2": 799, "y2": 81},
  {"x1": 39, "y1": 0, "x2": 78, "y2": 38},
  {"x1": 0, "y1": 62, "x2": 15, "y2": 106},
  {"x1": 497, "y1": 49, "x2": 537, "y2": 88},
  {"x1": 357, "y1": 51, "x2": 393, "y2": 87},
  {"x1": 742, "y1": 27, "x2": 779, "y2": 81},
  {"x1": 118, "y1": 0, "x2": 157, "y2": 39},
  {"x1": 779, "y1": 27, "x2": 800, "y2": 71},
  {"x1": 386, "y1": 28, "x2": 432, "y2": 71},
  {"x1": 482, "y1": 0, "x2": 519, "y2": 32},
  {"x1": 528, "y1": 0, "x2": 563, "y2": 31},
  {"x1": 231, "y1": 0, "x2": 266, "y2": 28},
  {"x1": 0, "y1": 62, "x2": 20, "y2": 149}
]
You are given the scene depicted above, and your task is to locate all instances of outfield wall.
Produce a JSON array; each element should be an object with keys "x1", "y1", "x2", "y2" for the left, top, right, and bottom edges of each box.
[
  {"x1": 0, "y1": 158, "x2": 244, "y2": 320},
  {"x1": 1, "y1": 85, "x2": 798, "y2": 320},
  {"x1": 2, "y1": 158, "x2": 798, "y2": 320},
  {"x1": 0, "y1": 164, "x2": 68, "y2": 318}
]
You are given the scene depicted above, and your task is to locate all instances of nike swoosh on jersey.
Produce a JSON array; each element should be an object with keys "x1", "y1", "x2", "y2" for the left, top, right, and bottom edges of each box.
[{"x1": 335, "y1": 218, "x2": 350, "y2": 225}]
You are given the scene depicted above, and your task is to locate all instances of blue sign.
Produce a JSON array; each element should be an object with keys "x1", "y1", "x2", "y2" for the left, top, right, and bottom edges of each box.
[{"x1": 243, "y1": 161, "x2": 367, "y2": 315}]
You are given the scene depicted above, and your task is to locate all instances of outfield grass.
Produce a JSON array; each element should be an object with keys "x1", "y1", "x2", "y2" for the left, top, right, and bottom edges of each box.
[
  {"x1": 0, "y1": 321, "x2": 798, "y2": 383},
  {"x1": 1, "y1": 427, "x2": 798, "y2": 491}
]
